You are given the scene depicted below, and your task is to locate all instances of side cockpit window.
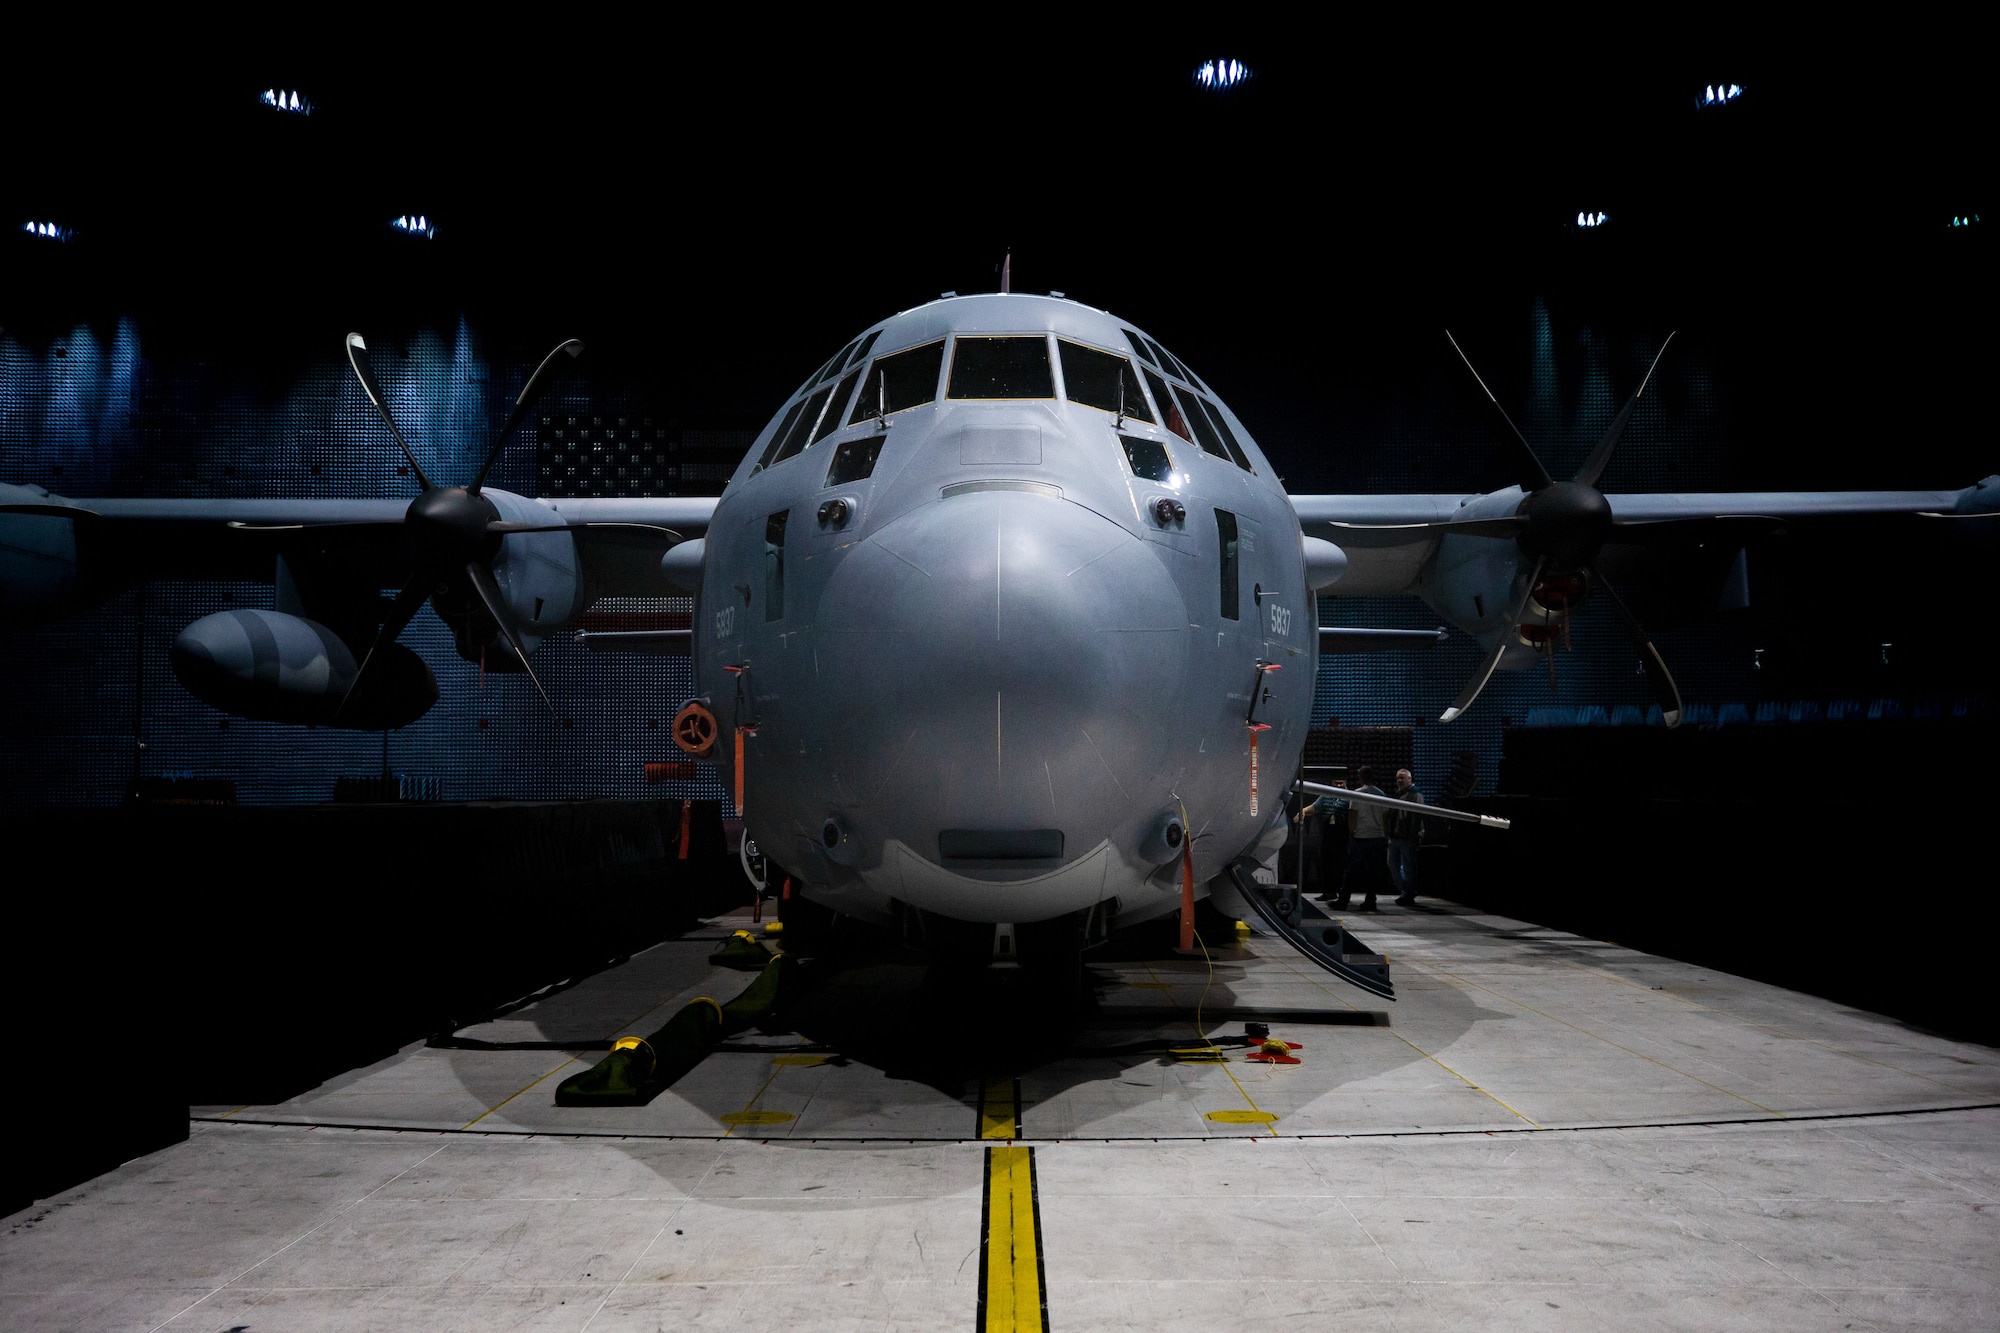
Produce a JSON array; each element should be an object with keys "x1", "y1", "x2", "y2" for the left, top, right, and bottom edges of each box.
[
  {"x1": 769, "y1": 381, "x2": 837, "y2": 467},
  {"x1": 1142, "y1": 367, "x2": 1196, "y2": 447},
  {"x1": 1057, "y1": 339, "x2": 1152, "y2": 422},
  {"x1": 1118, "y1": 435, "x2": 1176, "y2": 483},
  {"x1": 842, "y1": 330, "x2": 881, "y2": 374},
  {"x1": 1124, "y1": 327, "x2": 1252, "y2": 473},
  {"x1": 947, "y1": 336, "x2": 1054, "y2": 399},
  {"x1": 825, "y1": 435, "x2": 885, "y2": 487},
  {"x1": 750, "y1": 332, "x2": 891, "y2": 475},
  {"x1": 848, "y1": 339, "x2": 946, "y2": 426}
]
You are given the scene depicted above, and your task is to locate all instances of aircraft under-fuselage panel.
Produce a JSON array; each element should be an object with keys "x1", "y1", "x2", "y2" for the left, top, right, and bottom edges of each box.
[{"x1": 3, "y1": 292, "x2": 1995, "y2": 994}]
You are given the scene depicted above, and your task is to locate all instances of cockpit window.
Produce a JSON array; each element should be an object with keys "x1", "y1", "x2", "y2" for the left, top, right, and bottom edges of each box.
[
  {"x1": 1118, "y1": 434, "x2": 1176, "y2": 483},
  {"x1": 842, "y1": 330, "x2": 881, "y2": 372},
  {"x1": 825, "y1": 434, "x2": 885, "y2": 487},
  {"x1": 1198, "y1": 396, "x2": 1254, "y2": 471},
  {"x1": 848, "y1": 339, "x2": 946, "y2": 425},
  {"x1": 1143, "y1": 367, "x2": 1197, "y2": 447},
  {"x1": 1121, "y1": 328, "x2": 1157, "y2": 367},
  {"x1": 1173, "y1": 384, "x2": 1235, "y2": 464},
  {"x1": 811, "y1": 370, "x2": 859, "y2": 447},
  {"x1": 947, "y1": 336, "x2": 1055, "y2": 400},
  {"x1": 753, "y1": 396, "x2": 811, "y2": 471},
  {"x1": 771, "y1": 381, "x2": 836, "y2": 465},
  {"x1": 820, "y1": 338, "x2": 861, "y2": 385},
  {"x1": 1122, "y1": 328, "x2": 1210, "y2": 394},
  {"x1": 1057, "y1": 339, "x2": 1153, "y2": 422},
  {"x1": 1154, "y1": 341, "x2": 1205, "y2": 390}
]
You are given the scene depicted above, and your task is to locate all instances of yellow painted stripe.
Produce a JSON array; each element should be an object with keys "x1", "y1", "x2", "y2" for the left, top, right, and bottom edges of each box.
[
  {"x1": 722, "y1": 1061, "x2": 788, "y2": 1138},
  {"x1": 979, "y1": 1076, "x2": 1020, "y2": 1140},
  {"x1": 980, "y1": 1146, "x2": 1046, "y2": 1333},
  {"x1": 1421, "y1": 960, "x2": 1786, "y2": 1118},
  {"x1": 1269, "y1": 943, "x2": 1542, "y2": 1129}
]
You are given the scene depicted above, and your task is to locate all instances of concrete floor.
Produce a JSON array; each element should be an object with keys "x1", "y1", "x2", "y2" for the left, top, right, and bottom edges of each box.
[{"x1": 5, "y1": 900, "x2": 1998, "y2": 1330}]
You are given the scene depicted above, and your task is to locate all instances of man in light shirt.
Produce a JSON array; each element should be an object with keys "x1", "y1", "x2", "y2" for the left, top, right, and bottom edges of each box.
[{"x1": 1330, "y1": 764, "x2": 1388, "y2": 912}]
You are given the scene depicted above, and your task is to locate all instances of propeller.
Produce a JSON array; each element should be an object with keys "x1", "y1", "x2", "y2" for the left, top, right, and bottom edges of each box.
[
  {"x1": 1437, "y1": 331, "x2": 1687, "y2": 728},
  {"x1": 334, "y1": 334, "x2": 583, "y2": 722}
]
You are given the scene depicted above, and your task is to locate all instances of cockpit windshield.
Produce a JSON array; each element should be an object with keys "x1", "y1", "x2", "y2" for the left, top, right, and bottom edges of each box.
[
  {"x1": 947, "y1": 336, "x2": 1054, "y2": 400},
  {"x1": 847, "y1": 339, "x2": 946, "y2": 425},
  {"x1": 1057, "y1": 340, "x2": 1152, "y2": 422}
]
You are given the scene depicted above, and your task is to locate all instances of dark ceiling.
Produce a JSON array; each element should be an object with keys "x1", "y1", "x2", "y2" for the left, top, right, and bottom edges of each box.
[{"x1": 2, "y1": 40, "x2": 1989, "y2": 492}]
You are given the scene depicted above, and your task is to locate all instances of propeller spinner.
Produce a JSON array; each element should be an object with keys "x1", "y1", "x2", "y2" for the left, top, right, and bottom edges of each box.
[
  {"x1": 334, "y1": 334, "x2": 583, "y2": 721},
  {"x1": 1438, "y1": 331, "x2": 1684, "y2": 728}
]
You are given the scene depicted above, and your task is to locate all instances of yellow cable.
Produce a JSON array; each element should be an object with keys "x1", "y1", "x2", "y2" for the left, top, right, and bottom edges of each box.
[{"x1": 1188, "y1": 927, "x2": 1224, "y2": 1059}]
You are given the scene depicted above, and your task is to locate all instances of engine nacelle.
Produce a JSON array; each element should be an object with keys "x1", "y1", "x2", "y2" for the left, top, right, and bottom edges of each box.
[
  {"x1": 171, "y1": 609, "x2": 437, "y2": 729},
  {"x1": 444, "y1": 490, "x2": 584, "y2": 667}
]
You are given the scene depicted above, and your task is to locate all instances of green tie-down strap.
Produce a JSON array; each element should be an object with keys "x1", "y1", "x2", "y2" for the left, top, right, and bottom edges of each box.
[{"x1": 556, "y1": 955, "x2": 789, "y2": 1106}]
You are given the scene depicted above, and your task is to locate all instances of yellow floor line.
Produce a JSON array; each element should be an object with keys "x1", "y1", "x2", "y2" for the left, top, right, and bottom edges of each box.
[
  {"x1": 1417, "y1": 959, "x2": 1787, "y2": 1118},
  {"x1": 1571, "y1": 960, "x2": 1959, "y2": 1091},
  {"x1": 980, "y1": 1144, "x2": 1047, "y2": 1333},
  {"x1": 1280, "y1": 924, "x2": 1542, "y2": 1128},
  {"x1": 980, "y1": 1076, "x2": 1021, "y2": 1140},
  {"x1": 1143, "y1": 950, "x2": 1280, "y2": 1136},
  {"x1": 462, "y1": 1056, "x2": 579, "y2": 1131},
  {"x1": 721, "y1": 1062, "x2": 788, "y2": 1138}
]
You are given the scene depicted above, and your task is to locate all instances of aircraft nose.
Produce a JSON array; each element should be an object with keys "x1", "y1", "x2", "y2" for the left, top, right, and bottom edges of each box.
[{"x1": 814, "y1": 487, "x2": 1190, "y2": 849}]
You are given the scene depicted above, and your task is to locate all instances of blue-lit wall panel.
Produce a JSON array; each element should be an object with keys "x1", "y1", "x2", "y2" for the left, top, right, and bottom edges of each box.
[{"x1": 1, "y1": 318, "x2": 731, "y2": 811}]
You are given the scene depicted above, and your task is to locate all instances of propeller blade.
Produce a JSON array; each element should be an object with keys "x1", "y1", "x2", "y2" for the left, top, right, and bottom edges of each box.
[
  {"x1": 345, "y1": 334, "x2": 433, "y2": 492},
  {"x1": 1441, "y1": 556, "x2": 1545, "y2": 723},
  {"x1": 1573, "y1": 332, "x2": 1675, "y2": 489},
  {"x1": 1446, "y1": 329, "x2": 1553, "y2": 492},
  {"x1": 1589, "y1": 567, "x2": 1683, "y2": 727},
  {"x1": 469, "y1": 338, "x2": 584, "y2": 495},
  {"x1": 333, "y1": 575, "x2": 431, "y2": 724},
  {"x1": 465, "y1": 561, "x2": 555, "y2": 715}
]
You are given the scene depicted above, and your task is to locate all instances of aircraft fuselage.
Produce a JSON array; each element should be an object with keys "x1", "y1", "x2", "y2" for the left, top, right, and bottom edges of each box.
[{"x1": 693, "y1": 295, "x2": 1314, "y2": 934}]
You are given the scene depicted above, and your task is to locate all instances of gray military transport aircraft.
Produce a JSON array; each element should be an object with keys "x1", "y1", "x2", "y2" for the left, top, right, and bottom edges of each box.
[{"x1": 5, "y1": 293, "x2": 1996, "y2": 996}]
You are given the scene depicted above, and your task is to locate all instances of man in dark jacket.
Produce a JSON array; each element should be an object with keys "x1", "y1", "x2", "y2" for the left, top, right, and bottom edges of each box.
[{"x1": 1386, "y1": 767, "x2": 1426, "y2": 906}]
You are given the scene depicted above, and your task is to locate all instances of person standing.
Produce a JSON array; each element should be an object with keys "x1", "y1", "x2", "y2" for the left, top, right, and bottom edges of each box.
[
  {"x1": 1333, "y1": 765, "x2": 1388, "y2": 911},
  {"x1": 1387, "y1": 767, "x2": 1426, "y2": 906}
]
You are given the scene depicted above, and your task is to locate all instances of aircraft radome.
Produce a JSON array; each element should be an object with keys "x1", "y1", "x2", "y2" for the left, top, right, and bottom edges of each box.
[{"x1": 3, "y1": 292, "x2": 1994, "y2": 996}]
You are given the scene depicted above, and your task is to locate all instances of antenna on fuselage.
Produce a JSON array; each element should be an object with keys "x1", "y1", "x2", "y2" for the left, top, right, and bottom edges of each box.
[{"x1": 1000, "y1": 248, "x2": 1011, "y2": 293}]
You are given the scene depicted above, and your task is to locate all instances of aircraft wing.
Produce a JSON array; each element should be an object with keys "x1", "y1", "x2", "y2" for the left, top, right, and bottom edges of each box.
[
  {"x1": 1288, "y1": 494, "x2": 1477, "y2": 596},
  {"x1": 1290, "y1": 481, "x2": 1998, "y2": 598},
  {"x1": 1, "y1": 486, "x2": 721, "y2": 613},
  {"x1": 1604, "y1": 488, "x2": 1981, "y2": 522}
]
